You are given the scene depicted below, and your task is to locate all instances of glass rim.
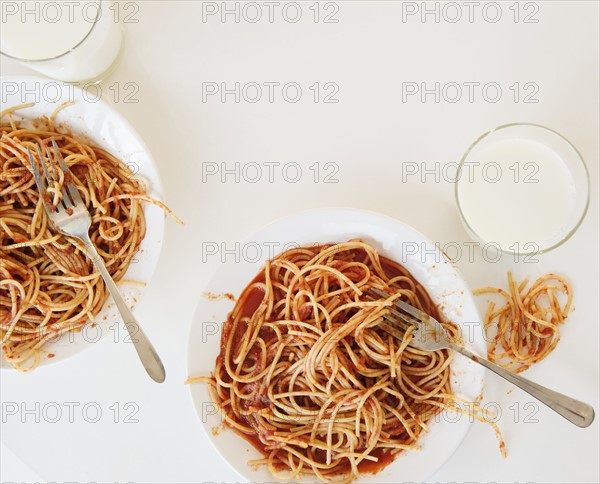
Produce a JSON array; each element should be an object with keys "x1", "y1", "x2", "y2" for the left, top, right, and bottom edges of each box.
[
  {"x1": 0, "y1": 0, "x2": 102, "y2": 63},
  {"x1": 454, "y1": 122, "x2": 591, "y2": 256}
]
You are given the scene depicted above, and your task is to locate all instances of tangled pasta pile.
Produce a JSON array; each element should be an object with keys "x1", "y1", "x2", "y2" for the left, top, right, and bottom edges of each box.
[
  {"x1": 1, "y1": 103, "x2": 176, "y2": 370},
  {"x1": 475, "y1": 272, "x2": 572, "y2": 373}
]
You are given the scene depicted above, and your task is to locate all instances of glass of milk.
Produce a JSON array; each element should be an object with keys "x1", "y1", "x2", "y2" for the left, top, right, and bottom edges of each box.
[
  {"x1": 455, "y1": 123, "x2": 589, "y2": 255},
  {"x1": 0, "y1": 0, "x2": 122, "y2": 83}
]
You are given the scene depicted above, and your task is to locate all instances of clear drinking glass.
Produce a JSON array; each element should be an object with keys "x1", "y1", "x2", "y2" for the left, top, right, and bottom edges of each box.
[
  {"x1": 455, "y1": 123, "x2": 590, "y2": 255},
  {"x1": 0, "y1": 0, "x2": 122, "y2": 83}
]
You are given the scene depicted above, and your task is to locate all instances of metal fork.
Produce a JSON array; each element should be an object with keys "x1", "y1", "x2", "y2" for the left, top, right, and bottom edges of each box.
[
  {"x1": 28, "y1": 140, "x2": 166, "y2": 383},
  {"x1": 368, "y1": 287, "x2": 594, "y2": 428}
]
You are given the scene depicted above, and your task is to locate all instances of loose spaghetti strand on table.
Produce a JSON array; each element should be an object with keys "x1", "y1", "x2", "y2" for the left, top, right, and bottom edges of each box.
[{"x1": 474, "y1": 272, "x2": 572, "y2": 373}]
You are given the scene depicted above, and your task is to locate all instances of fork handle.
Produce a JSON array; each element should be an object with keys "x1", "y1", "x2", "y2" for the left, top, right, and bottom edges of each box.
[
  {"x1": 81, "y1": 234, "x2": 166, "y2": 383},
  {"x1": 450, "y1": 343, "x2": 594, "y2": 428}
]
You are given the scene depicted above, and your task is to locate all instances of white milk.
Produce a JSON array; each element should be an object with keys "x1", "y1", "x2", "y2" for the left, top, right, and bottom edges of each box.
[
  {"x1": 0, "y1": 0, "x2": 122, "y2": 82},
  {"x1": 457, "y1": 138, "x2": 576, "y2": 252}
]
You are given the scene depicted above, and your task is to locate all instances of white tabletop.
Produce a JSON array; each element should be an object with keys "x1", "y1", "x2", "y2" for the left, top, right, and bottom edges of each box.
[{"x1": 1, "y1": 1, "x2": 598, "y2": 483}]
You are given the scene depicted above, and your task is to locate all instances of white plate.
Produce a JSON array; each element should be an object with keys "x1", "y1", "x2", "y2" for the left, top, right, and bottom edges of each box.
[
  {"x1": 187, "y1": 207, "x2": 486, "y2": 484},
  {"x1": 0, "y1": 75, "x2": 166, "y2": 370}
]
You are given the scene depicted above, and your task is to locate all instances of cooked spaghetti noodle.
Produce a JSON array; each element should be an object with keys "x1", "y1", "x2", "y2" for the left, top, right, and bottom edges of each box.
[
  {"x1": 0, "y1": 103, "x2": 179, "y2": 371},
  {"x1": 188, "y1": 241, "x2": 504, "y2": 483},
  {"x1": 474, "y1": 272, "x2": 572, "y2": 374}
]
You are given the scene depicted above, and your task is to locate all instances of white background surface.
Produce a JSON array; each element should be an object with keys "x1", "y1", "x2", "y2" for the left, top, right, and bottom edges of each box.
[{"x1": 1, "y1": 1, "x2": 598, "y2": 483}]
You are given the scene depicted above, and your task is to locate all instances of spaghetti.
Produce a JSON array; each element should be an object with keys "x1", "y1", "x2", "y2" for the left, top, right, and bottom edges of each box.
[
  {"x1": 475, "y1": 272, "x2": 572, "y2": 374},
  {"x1": 0, "y1": 103, "x2": 178, "y2": 371},
  {"x1": 188, "y1": 241, "x2": 503, "y2": 483}
]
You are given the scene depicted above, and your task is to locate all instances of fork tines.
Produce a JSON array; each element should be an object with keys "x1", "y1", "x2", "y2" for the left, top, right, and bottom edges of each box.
[
  {"x1": 27, "y1": 138, "x2": 83, "y2": 212},
  {"x1": 364, "y1": 287, "x2": 424, "y2": 341}
]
